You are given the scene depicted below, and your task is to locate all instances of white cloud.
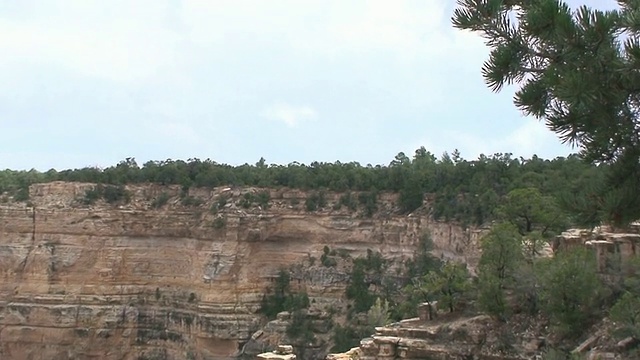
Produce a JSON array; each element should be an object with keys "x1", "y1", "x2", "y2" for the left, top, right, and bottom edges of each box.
[
  {"x1": 0, "y1": 0, "x2": 487, "y2": 88},
  {"x1": 262, "y1": 103, "x2": 318, "y2": 127},
  {"x1": 0, "y1": 0, "x2": 181, "y2": 84},
  {"x1": 179, "y1": 0, "x2": 486, "y2": 63}
]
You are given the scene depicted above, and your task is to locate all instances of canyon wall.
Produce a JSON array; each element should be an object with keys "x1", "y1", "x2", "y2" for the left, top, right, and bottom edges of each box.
[{"x1": 0, "y1": 182, "x2": 482, "y2": 360}]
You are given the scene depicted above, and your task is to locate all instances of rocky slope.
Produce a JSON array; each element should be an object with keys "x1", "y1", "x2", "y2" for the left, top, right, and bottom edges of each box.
[{"x1": 0, "y1": 182, "x2": 482, "y2": 360}]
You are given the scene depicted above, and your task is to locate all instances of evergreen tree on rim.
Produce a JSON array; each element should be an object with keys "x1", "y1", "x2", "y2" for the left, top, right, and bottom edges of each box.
[{"x1": 452, "y1": 0, "x2": 640, "y2": 226}]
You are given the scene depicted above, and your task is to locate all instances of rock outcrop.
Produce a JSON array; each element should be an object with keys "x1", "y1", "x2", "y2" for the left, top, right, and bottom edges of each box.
[
  {"x1": 0, "y1": 182, "x2": 482, "y2": 360},
  {"x1": 555, "y1": 223, "x2": 640, "y2": 272},
  {"x1": 327, "y1": 313, "x2": 530, "y2": 360}
]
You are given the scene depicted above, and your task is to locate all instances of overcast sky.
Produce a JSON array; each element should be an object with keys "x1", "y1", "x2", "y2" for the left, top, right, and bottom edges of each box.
[{"x1": 0, "y1": 0, "x2": 618, "y2": 170}]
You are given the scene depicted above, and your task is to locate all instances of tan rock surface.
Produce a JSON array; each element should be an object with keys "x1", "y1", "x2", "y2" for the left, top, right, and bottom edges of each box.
[{"x1": 0, "y1": 182, "x2": 482, "y2": 359}]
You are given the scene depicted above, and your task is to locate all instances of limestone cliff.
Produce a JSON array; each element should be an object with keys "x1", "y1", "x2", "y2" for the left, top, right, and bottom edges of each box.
[{"x1": 0, "y1": 182, "x2": 481, "y2": 360}]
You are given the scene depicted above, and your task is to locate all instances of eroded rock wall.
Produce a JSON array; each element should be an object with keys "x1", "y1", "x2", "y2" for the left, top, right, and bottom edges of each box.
[{"x1": 0, "y1": 182, "x2": 481, "y2": 360}]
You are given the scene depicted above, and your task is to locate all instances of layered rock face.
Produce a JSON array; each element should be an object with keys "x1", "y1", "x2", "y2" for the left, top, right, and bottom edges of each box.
[
  {"x1": 0, "y1": 182, "x2": 481, "y2": 360},
  {"x1": 555, "y1": 223, "x2": 640, "y2": 272}
]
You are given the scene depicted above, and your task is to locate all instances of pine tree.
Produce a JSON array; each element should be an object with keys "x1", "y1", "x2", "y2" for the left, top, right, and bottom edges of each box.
[{"x1": 452, "y1": 0, "x2": 640, "y2": 225}]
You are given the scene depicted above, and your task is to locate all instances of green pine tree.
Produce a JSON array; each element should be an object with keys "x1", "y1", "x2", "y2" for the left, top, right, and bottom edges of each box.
[{"x1": 453, "y1": 0, "x2": 640, "y2": 226}]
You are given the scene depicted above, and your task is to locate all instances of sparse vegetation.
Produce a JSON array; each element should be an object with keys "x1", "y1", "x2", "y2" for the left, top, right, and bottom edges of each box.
[
  {"x1": 305, "y1": 191, "x2": 327, "y2": 212},
  {"x1": 358, "y1": 191, "x2": 377, "y2": 217},
  {"x1": 260, "y1": 269, "x2": 310, "y2": 319},
  {"x1": 13, "y1": 187, "x2": 30, "y2": 202},
  {"x1": 212, "y1": 217, "x2": 226, "y2": 229},
  {"x1": 338, "y1": 192, "x2": 358, "y2": 211},
  {"x1": 238, "y1": 191, "x2": 271, "y2": 209},
  {"x1": 82, "y1": 184, "x2": 131, "y2": 205},
  {"x1": 0, "y1": 150, "x2": 610, "y2": 228},
  {"x1": 151, "y1": 192, "x2": 170, "y2": 209},
  {"x1": 320, "y1": 246, "x2": 338, "y2": 267},
  {"x1": 180, "y1": 195, "x2": 204, "y2": 207}
]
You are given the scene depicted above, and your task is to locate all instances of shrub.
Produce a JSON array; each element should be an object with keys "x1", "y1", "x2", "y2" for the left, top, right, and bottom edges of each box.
[
  {"x1": 305, "y1": 191, "x2": 327, "y2": 211},
  {"x1": 331, "y1": 324, "x2": 371, "y2": 353},
  {"x1": 239, "y1": 193, "x2": 254, "y2": 208},
  {"x1": 13, "y1": 187, "x2": 30, "y2": 202},
  {"x1": 260, "y1": 269, "x2": 310, "y2": 319},
  {"x1": 358, "y1": 191, "x2": 378, "y2": 217},
  {"x1": 212, "y1": 217, "x2": 226, "y2": 229},
  {"x1": 256, "y1": 191, "x2": 270, "y2": 208},
  {"x1": 217, "y1": 194, "x2": 230, "y2": 208},
  {"x1": 286, "y1": 310, "x2": 315, "y2": 344},
  {"x1": 102, "y1": 185, "x2": 130, "y2": 204},
  {"x1": 398, "y1": 177, "x2": 423, "y2": 214},
  {"x1": 320, "y1": 246, "x2": 338, "y2": 267},
  {"x1": 537, "y1": 248, "x2": 606, "y2": 337},
  {"x1": 82, "y1": 184, "x2": 130, "y2": 205},
  {"x1": 151, "y1": 192, "x2": 170, "y2": 209},
  {"x1": 82, "y1": 187, "x2": 101, "y2": 205},
  {"x1": 321, "y1": 254, "x2": 338, "y2": 267},
  {"x1": 181, "y1": 196, "x2": 204, "y2": 207},
  {"x1": 339, "y1": 192, "x2": 358, "y2": 211}
]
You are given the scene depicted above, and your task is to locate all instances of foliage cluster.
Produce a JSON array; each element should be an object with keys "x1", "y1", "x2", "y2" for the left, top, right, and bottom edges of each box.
[
  {"x1": 452, "y1": 0, "x2": 640, "y2": 226},
  {"x1": 320, "y1": 246, "x2": 338, "y2": 267},
  {"x1": 305, "y1": 191, "x2": 327, "y2": 212},
  {"x1": 211, "y1": 217, "x2": 226, "y2": 229},
  {"x1": 238, "y1": 191, "x2": 270, "y2": 209},
  {"x1": 0, "y1": 151, "x2": 604, "y2": 226},
  {"x1": 475, "y1": 223, "x2": 611, "y2": 337},
  {"x1": 336, "y1": 192, "x2": 358, "y2": 211},
  {"x1": 151, "y1": 192, "x2": 170, "y2": 209},
  {"x1": 346, "y1": 249, "x2": 388, "y2": 314},
  {"x1": 180, "y1": 195, "x2": 204, "y2": 207},
  {"x1": 260, "y1": 269, "x2": 310, "y2": 320},
  {"x1": 286, "y1": 309, "x2": 315, "y2": 344},
  {"x1": 334, "y1": 223, "x2": 640, "y2": 353},
  {"x1": 82, "y1": 184, "x2": 130, "y2": 205}
]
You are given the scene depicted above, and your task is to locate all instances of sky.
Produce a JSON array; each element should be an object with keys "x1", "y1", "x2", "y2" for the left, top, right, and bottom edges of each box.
[{"x1": 0, "y1": 0, "x2": 619, "y2": 171}]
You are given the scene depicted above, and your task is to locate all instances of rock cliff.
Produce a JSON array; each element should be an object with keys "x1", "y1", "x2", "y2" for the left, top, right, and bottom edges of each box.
[{"x1": 0, "y1": 182, "x2": 481, "y2": 360}]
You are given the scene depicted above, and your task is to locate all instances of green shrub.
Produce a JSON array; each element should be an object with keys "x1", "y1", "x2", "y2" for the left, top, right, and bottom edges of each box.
[
  {"x1": 82, "y1": 184, "x2": 130, "y2": 205},
  {"x1": 537, "y1": 247, "x2": 606, "y2": 337},
  {"x1": 239, "y1": 193, "x2": 254, "y2": 208},
  {"x1": 358, "y1": 191, "x2": 378, "y2": 217},
  {"x1": 305, "y1": 191, "x2": 327, "y2": 211},
  {"x1": 13, "y1": 187, "x2": 30, "y2": 202},
  {"x1": 286, "y1": 310, "x2": 314, "y2": 344},
  {"x1": 102, "y1": 185, "x2": 130, "y2": 203},
  {"x1": 256, "y1": 191, "x2": 270, "y2": 208},
  {"x1": 339, "y1": 192, "x2": 358, "y2": 211},
  {"x1": 217, "y1": 194, "x2": 230, "y2": 208},
  {"x1": 82, "y1": 187, "x2": 101, "y2": 205},
  {"x1": 212, "y1": 217, "x2": 226, "y2": 229},
  {"x1": 331, "y1": 324, "x2": 371, "y2": 353},
  {"x1": 321, "y1": 254, "x2": 338, "y2": 267},
  {"x1": 181, "y1": 195, "x2": 204, "y2": 207},
  {"x1": 321, "y1": 246, "x2": 338, "y2": 267},
  {"x1": 151, "y1": 192, "x2": 170, "y2": 209},
  {"x1": 260, "y1": 269, "x2": 310, "y2": 319},
  {"x1": 398, "y1": 177, "x2": 423, "y2": 214}
]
